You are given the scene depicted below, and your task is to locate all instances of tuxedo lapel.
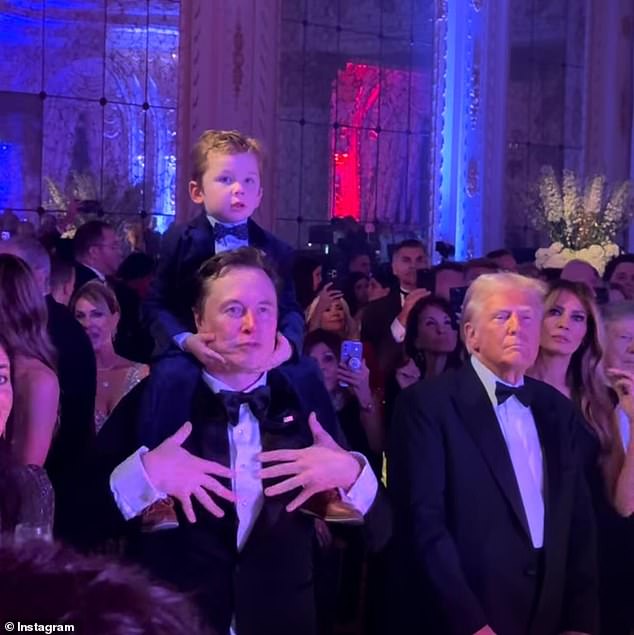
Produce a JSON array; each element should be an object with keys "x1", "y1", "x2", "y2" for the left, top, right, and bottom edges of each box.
[
  {"x1": 188, "y1": 211, "x2": 217, "y2": 263},
  {"x1": 453, "y1": 365, "x2": 533, "y2": 543}
]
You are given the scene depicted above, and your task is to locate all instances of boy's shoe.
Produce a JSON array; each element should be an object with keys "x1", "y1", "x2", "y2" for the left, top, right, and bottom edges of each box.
[{"x1": 140, "y1": 497, "x2": 180, "y2": 532}]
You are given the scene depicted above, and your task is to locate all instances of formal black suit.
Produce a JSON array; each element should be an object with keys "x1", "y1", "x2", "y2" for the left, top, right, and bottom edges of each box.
[
  {"x1": 143, "y1": 212, "x2": 304, "y2": 357},
  {"x1": 74, "y1": 263, "x2": 154, "y2": 363},
  {"x1": 360, "y1": 290, "x2": 403, "y2": 374},
  {"x1": 388, "y1": 362, "x2": 598, "y2": 635},
  {"x1": 44, "y1": 295, "x2": 97, "y2": 545},
  {"x1": 94, "y1": 354, "x2": 391, "y2": 635}
]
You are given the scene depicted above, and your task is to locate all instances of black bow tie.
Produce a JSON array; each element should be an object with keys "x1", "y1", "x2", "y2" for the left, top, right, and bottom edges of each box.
[
  {"x1": 495, "y1": 382, "x2": 532, "y2": 407},
  {"x1": 217, "y1": 386, "x2": 271, "y2": 426},
  {"x1": 214, "y1": 222, "x2": 249, "y2": 242}
]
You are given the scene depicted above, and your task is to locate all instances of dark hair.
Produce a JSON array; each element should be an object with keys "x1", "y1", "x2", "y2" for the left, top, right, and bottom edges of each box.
[
  {"x1": 194, "y1": 247, "x2": 280, "y2": 317},
  {"x1": 370, "y1": 264, "x2": 397, "y2": 291},
  {"x1": 404, "y1": 295, "x2": 463, "y2": 376},
  {"x1": 465, "y1": 258, "x2": 498, "y2": 273},
  {"x1": 303, "y1": 328, "x2": 343, "y2": 359},
  {"x1": 49, "y1": 255, "x2": 75, "y2": 292},
  {"x1": 392, "y1": 239, "x2": 426, "y2": 259},
  {"x1": 0, "y1": 541, "x2": 211, "y2": 635},
  {"x1": 347, "y1": 248, "x2": 373, "y2": 269},
  {"x1": 73, "y1": 221, "x2": 112, "y2": 259},
  {"x1": 604, "y1": 253, "x2": 634, "y2": 282},
  {"x1": 292, "y1": 253, "x2": 323, "y2": 311},
  {"x1": 434, "y1": 261, "x2": 465, "y2": 275},
  {"x1": 117, "y1": 252, "x2": 156, "y2": 281},
  {"x1": 0, "y1": 254, "x2": 56, "y2": 370},
  {"x1": 343, "y1": 272, "x2": 369, "y2": 316},
  {"x1": 486, "y1": 248, "x2": 513, "y2": 259}
]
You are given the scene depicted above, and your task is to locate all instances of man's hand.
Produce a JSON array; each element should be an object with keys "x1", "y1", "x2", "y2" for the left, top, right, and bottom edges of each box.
[
  {"x1": 607, "y1": 367, "x2": 634, "y2": 422},
  {"x1": 397, "y1": 288, "x2": 430, "y2": 327},
  {"x1": 315, "y1": 282, "x2": 343, "y2": 314},
  {"x1": 141, "y1": 421, "x2": 235, "y2": 522},
  {"x1": 184, "y1": 332, "x2": 226, "y2": 371},
  {"x1": 258, "y1": 412, "x2": 362, "y2": 512}
]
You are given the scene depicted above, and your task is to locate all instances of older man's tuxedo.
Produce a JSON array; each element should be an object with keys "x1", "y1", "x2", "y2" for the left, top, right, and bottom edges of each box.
[{"x1": 388, "y1": 362, "x2": 598, "y2": 635}]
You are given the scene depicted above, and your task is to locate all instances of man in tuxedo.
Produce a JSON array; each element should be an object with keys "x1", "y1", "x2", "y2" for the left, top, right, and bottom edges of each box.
[
  {"x1": 361, "y1": 239, "x2": 428, "y2": 374},
  {"x1": 99, "y1": 247, "x2": 390, "y2": 635},
  {"x1": 143, "y1": 129, "x2": 304, "y2": 364},
  {"x1": 0, "y1": 237, "x2": 97, "y2": 545},
  {"x1": 389, "y1": 273, "x2": 597, "y2": 635},
  {"x1": 73, "y1": 220, "x2": 153, "y2": 363}
]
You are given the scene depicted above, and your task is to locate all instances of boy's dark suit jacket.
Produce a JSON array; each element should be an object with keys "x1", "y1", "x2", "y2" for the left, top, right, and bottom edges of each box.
[
  {"x1": 94, "y1": 354, "x2": 391, "y2": 635},
  {"x1": 143, "y1": 212, "x2": 304, "y2": 357},
  {"x1": 388, "y1": 362, "x2": 598, "y2": 635}
]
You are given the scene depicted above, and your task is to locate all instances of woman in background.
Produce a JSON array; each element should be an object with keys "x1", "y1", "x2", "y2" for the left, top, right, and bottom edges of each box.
[
  {"x1": 528, "y1": 279, "x2": 633, "y2": 635},
  {"x1": 0, "y1": 333, "x2": 55, "y2": 535},
  {"x1": 0, "y1": 254, "x2": 59, "y2": 466},
  {"x1": 71, "y1": 281, "x2": 148, "y2": 434}
]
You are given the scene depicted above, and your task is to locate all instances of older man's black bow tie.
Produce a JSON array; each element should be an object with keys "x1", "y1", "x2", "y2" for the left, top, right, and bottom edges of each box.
[
  {"x1": 495, "y1": 382, "x2": 532, "y2": 407},
  {"x1": 218, "y1": 386, "x2": 271, "y2": 426},
  {"x1": 214, "y1": 223, "x2": 249, "y2": 241}
]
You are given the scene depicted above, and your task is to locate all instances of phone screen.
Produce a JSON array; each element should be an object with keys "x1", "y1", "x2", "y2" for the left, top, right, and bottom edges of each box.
[{"x1": 416, "y1": 268, "x2": 435, "y2": 294}]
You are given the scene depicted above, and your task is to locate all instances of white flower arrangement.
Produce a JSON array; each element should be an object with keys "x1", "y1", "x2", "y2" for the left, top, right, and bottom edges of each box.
[{"x1": 533, "y1": 166, "x2": 633, "y2": 274}]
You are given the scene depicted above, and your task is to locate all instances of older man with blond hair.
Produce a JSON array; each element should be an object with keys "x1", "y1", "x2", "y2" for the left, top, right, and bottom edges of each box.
[{"x1": 390, "y1": 273, "x2": 598, "y2": 635}]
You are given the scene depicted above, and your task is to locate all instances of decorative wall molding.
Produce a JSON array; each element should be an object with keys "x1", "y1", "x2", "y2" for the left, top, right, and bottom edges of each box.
[
  {"x1": 176, "y1": 0, "x2": 281, "y2": 227},
  {"x1": 430, "y1": 0, "x2": 509, "y2": 260}
]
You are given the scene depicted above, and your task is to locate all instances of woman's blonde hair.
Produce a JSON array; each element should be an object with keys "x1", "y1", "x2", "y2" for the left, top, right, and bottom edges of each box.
[
  {"x1": 0, "y1": 254, "x2": 56, "y2": 370},
  {"x1": 306, "y1": 296, "x2": 359, "y2": 340},
  {"x1": 543, "y1": 280, "x2": 615, "y2": 451},
  {"x1": 70, "y1": 280, "x2": 120, "y2": 317}
]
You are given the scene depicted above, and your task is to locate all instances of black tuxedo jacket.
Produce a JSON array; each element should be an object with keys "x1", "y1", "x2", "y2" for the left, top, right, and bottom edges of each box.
[
  {"x1": 360, "y1": 290, "x2": 403, "y2": 373},
  {"x1": 73, "y1": 263, "x2": 154, "y2": 363},
  {"x1": 143, "y1": 212, "x2": 304, "y2": 357},
  {"x1": 95, "y1": 354, "x2": 391, "y2": 635},
  {"x1": 44, "y1": 295, "x2": 97, "y2": 544},
  {"x1": 388, "y1": 362, "x2": 598, "y2": 635}
]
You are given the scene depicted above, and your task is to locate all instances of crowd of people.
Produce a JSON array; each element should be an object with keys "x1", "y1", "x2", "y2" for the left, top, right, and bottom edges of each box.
[{"x1": 0, "y1": 129, "x2": 632, "y2": 635}]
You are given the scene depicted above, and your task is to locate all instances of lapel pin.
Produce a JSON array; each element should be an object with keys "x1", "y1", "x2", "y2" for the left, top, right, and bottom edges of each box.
[{"x1": 283, "y1": 415, "x2": 294, "y2": 423}]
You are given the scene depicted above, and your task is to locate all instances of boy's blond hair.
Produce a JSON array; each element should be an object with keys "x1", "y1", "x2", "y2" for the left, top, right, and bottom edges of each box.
[{"x1": 190, "y1": 130, "x2": 264, "y2": 186}]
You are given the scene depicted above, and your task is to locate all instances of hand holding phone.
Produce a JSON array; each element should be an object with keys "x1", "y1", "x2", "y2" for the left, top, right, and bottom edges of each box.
[{"x1": 339, "y1": 340, "x2": 363, "y2": 388}]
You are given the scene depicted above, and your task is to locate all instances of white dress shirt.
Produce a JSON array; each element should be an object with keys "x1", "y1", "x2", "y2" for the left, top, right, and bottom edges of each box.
[
  {"x1": 389, "y1": 290, "x2": 408, "y2": 343},
  {"x1": 110, "y1": 371, "x2": 379, "y2": 549},
  {"x1": 471, "y1": 356, "x2": 545, "y2": 548},
  {"x1": 617, "y1": 407, "x2": 632, "y2": 451},
  {"x1": 173, "y1": 215, "x2": 250, "y2": 349}
]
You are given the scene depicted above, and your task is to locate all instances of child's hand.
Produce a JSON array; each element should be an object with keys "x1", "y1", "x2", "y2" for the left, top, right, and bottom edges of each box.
[{"x1": 184, "y1": 332, "x2": 226, "y2": 368}]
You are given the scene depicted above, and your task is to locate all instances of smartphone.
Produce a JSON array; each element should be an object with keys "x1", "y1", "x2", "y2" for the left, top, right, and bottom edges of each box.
[
  {"x1": 325, "y1": 268, "x2": 344, "y2": 292},
  {"x1": 416, "y1": 268, "x2": 435, "y2": 294},
  {"x1": 594, "y1": 287, "x2": 609, "y2": 306},
  {"x1": 340, "y1": 340, "x2": 363, "y2": 387},
  {"x1": 449, "y1": 286, "x2": 468, "y2": 324}
]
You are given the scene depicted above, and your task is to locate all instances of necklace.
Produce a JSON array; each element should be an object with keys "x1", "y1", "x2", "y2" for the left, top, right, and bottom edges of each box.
[{"x1": 98, "y1": 365, "x2": 118, "y2": 389}]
